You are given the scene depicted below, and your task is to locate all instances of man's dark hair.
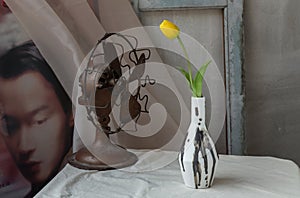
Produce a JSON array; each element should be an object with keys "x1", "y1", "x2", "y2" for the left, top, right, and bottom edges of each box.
[{"x1": 0, "y1": 40, "x2": 72, "y2": 114}]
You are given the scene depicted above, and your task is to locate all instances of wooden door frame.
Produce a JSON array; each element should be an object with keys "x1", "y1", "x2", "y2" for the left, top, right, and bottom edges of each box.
[{"x1": 132, "y1": 0, "x2": 245, "y2": 155}]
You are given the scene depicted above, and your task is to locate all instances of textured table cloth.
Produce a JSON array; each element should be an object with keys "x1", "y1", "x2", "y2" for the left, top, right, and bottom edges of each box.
[{"x1": 35, "y1": 152, "x2": 300, "y2": 198}]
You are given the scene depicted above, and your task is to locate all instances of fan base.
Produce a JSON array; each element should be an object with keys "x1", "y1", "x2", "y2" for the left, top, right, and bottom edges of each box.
[{"x1": 68, "y1": 147, "x2": 138, "y2": 171}]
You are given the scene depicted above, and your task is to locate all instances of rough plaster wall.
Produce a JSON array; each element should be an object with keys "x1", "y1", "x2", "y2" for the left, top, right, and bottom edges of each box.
[{"x1": 244, "y1": 0, "x2": 300, "y2": 166}]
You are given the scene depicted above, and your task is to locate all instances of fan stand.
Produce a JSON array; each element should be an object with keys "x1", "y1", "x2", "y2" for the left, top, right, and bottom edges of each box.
[
  {"x1": 68, "y1": 129, "x2": 138, "y2": 170},
  {"x1": 68, "y1": 34, "x2": 147, "y2": 171},
  {"x1": 68, "y1": 84, "x2": 140, "y2": 171}
]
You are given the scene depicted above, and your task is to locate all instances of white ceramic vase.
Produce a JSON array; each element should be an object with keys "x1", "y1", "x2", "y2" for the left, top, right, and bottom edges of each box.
[{"x1": 179, "y1": 97, "x2": 219, "y2": 189}]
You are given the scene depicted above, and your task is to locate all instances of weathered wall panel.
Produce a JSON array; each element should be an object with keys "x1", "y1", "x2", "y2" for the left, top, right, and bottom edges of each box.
[
  {"x1": 137, "y1": 9, "x2": 227, "y2": 153},
  {"x1": 244, "y1": 0, "x2": 300, "y2": 166}
]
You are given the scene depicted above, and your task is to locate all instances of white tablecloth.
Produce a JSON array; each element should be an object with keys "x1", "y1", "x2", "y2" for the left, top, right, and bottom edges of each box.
[{"x1": 35, "y1": 152, "x2": 300, "y2": 198}]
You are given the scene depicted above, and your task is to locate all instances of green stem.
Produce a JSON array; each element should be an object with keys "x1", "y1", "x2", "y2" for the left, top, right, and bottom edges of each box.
[{"x1": 177, "y1": 36, "x2": 195, "y2": 96}]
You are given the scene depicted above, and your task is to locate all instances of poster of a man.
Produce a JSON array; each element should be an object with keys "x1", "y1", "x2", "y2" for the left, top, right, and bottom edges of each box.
[{"x1": 0, "y1": 41, "x2": 74, "y2": 197}]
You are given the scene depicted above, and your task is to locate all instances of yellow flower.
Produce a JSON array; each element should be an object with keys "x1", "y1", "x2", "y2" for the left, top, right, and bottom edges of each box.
[
  {"x1": 159, "y1": 20, "x2": 211, "y2": 97},
  {"x1": 159, "y1": 20, "x2": 180, "y2": 40}
]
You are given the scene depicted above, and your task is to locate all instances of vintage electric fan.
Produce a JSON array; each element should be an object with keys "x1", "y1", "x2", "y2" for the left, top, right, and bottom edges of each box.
[{"x1": 68, "y1": 33, "x2": 153, "y2": 170}]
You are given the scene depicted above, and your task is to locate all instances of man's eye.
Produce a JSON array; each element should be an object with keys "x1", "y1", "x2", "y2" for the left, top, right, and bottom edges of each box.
[
  {"x1": 0, "y1": 119, "x2": 8, "y2": 136},
  {"x1": 0, "y1": 117, "x2": 20, "y2": 136},
  {"x1": 33, "y1": 117, "x2": 48, "y2": 125}
]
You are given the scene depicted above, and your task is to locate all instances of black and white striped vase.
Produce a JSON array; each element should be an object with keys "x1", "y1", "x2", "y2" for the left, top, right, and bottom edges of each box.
[{"x1": 179, "y1": 97, "x2": 219, "y2": 189}]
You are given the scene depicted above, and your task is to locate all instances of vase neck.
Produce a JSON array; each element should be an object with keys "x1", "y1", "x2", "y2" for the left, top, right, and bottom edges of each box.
[{"x1": 191, "y1": 97, "x2": 206, "y2": 127}]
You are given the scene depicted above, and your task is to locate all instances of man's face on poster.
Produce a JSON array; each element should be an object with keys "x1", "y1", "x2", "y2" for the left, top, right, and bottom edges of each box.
[{"x1": 0, "y1": 71, "x2": 73, "y2": 185}]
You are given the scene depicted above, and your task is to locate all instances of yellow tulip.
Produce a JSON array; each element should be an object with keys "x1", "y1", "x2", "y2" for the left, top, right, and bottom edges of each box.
[
  {"x1": 159, "y1": 20, "x2": 210, "y2": 97},
  {"x1": 159, "y1": 20, "x2": 180, "y2": 40}
]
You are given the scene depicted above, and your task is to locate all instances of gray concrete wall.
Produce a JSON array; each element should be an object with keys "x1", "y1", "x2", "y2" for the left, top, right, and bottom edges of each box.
[{"x1": 244, "y1": 0, "x2": 300, "y2": 166}]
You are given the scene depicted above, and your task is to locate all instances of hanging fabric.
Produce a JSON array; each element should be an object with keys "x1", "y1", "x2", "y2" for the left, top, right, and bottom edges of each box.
[{"x1": 4, "y1": 0, "x2": 189, "y2": 166}]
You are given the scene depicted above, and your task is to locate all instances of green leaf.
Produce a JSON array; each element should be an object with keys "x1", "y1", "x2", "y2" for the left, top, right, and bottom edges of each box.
[
  {"x1": 179, "y1": 67, "x2": 192, "y2": 88},
  {"x1": 193, "y1": 60, "x2": 211, "y2": 97},
  {"x1": 179, "y1": 67, "x2": 189, "y2": 81}
]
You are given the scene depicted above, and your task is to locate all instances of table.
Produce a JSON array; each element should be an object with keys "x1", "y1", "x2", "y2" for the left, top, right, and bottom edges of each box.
[{"x1": 35, "y1": 151, "x2": 300, "y2": 198}]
